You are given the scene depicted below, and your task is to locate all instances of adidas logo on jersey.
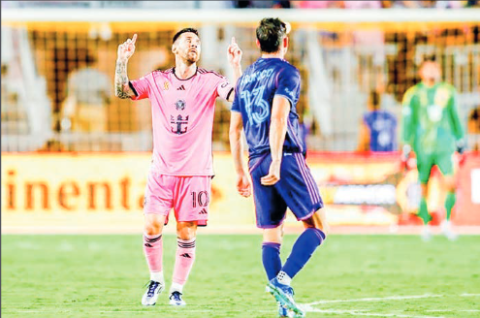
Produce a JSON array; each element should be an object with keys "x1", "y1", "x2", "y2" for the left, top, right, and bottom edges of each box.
[
  {"x1": 199, "y1": 208, "x2": 208, "y2": 215},
  {"x1": 177, "y1": 85, "x2": 186, "y2": 91}
]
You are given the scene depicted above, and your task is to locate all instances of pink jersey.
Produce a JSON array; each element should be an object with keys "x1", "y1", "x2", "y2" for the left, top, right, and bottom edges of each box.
[{"x1": 130, "y1": 67, "x2": 233, "y2": 176}]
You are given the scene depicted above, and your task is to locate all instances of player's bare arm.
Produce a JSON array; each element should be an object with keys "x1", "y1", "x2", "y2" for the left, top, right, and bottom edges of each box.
[
  {"x1": 227, "y1": 37, "x2": 243, "y2": 102},
  {"x1": 357, "y1": 120, "x2": 370, "y2": 152},
  {"x1": 115, "y1": 34, "x2": 137, "y2": 99},
  {"x1": 261, "y1": 96, "x2": 290, "y2": 186},
  {"x1": 229, "y1": 112, "x2": 251, "y2": 197}
]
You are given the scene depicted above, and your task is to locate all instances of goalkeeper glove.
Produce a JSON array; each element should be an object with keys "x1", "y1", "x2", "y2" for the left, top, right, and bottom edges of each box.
[
  {"x1": 401, "y1": 145, "x2": 415, "y2": 170},
  {"x1": 456, "y1": 139, "x2": 466, "y2": 155}
]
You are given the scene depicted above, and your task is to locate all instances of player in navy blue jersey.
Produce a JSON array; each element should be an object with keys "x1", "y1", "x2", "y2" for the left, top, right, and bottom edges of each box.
[{"x1": 229, "y1": 18, "x2": 329, "y2": 317}]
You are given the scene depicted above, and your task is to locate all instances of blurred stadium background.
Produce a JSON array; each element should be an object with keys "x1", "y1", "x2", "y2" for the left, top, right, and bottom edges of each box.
[{"x1": 1, "y1": 2, "x2": 480, "y2": 318}]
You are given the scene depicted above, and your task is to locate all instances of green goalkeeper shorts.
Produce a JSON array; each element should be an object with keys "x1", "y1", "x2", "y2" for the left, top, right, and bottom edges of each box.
[{"x1": 416, "y1": 152, "x2": 454, "y2": 184}]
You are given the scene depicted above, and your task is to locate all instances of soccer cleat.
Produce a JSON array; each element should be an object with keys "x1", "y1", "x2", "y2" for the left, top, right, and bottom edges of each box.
[
  {"x1": 278, "y1": 303, "x2": 289, "y2": 317},
  {"x1": 421, "y1": 225, "x2": 432, "y2": 242},
  {"x1": 440, "y1": 220, "x2": 458, "y2": 241},
  {"x1": 169, "y1": 291, "x2": 186, "y2": 306},
  {"x1": 267, "y1": 278, "x2": 305, "y2": 317},
  {"x1": 142, "y1": 280, "x2": 164, "y2": 306},
  {"x1": 278, "y1": 303, "x2": 303, "y2": 318}
]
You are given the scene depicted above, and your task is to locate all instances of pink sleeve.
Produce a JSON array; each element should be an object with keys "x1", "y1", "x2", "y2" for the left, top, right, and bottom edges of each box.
[
  {"x1": 129, "y1": 74, "x2": 150, "y2": 101},
  {"x1": 216, "y1": 76, "x2": 234, "y2": 101}
]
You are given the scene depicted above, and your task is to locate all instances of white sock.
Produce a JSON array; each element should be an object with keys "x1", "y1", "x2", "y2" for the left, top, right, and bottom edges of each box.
[
  {"x1": 277, "y1": 271, "x2": 292, "y2": 286},
  {"x1": 170, "y1": 282, "x2": 184, "y2": 294},
  {"x1": 150, "y1": 271, "x2": 164, "y2": 284}
]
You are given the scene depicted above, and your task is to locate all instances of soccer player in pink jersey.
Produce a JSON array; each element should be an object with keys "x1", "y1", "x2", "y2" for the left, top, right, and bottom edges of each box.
[{"x1": 114, "y1": 28, "x2": 243, "y2": 307}]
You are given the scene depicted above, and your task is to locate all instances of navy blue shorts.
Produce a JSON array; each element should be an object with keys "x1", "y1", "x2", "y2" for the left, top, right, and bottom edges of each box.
[{"x1": 249, "y1": 152, "x2": 324, "y2": 229}]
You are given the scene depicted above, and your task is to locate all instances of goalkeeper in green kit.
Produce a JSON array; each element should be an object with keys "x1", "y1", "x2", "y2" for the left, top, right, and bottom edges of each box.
[{"x1": 401, "y1": 59, "x2": 466, "y2": 241}]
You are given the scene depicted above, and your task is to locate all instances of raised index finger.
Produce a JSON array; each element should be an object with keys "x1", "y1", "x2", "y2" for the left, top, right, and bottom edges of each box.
[
  {"x1": 132, "y1": 34, "x2": 138, "y2": 44},
  {"x1": 231, "y1": 37, "x2": 236, "y2": 45}
]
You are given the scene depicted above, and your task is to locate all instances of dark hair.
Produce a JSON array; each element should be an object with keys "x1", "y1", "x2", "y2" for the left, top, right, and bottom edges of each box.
[
  {"x1": 172, "y1": 28, "x2": 199, "y2": 44},
  {"x1": 420, "y1": 55, "x2": 437, "y2": 66},
  {"x1": 369, "y1": 90, "x2": 381, "y2": 108},
  {"x1": 256, "y1": 18, "x2": 287, "y2": 53}
]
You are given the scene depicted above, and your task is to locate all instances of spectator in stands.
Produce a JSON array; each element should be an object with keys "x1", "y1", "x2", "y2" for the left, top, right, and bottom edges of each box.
[
  {"x1": 387, "y1": 0, "x2": 467, "y2": 8},
  {"x1": 233, "y1": 1, "x2": 290, "y2": 8},
  {"x1": 272, "y1": 1, "x2": 291, "y2": 9},
  {"x1": 435, "y1": 1, "x2": 467, "y2": 8},
  {"x1": 294, "y1": 1, "x2": 343, "y2": 8},
  {"x1": 62, "y1": 53, "x2": 112, "y2": 132},
  {"x1": 468, "y1": 106, "x2": 480, "y2": 151},
  {"x1": 343, "y1": 1, "x2": 383, "y2": 9},
  {"x1": 357, "y1": 90, "x2": 398, "y2": 152},
  {"x1": 467, "y1": 0, "x2": 480, "y2": 7},
  {"x1": 381, "y1": 1, "x2": 393, "y2": 7},
  {"x1": 388, "y1": 1, "x2": 433, "y2": 8}
]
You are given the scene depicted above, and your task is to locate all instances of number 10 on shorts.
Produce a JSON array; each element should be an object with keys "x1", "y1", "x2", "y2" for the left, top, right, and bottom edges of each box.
[{"x1": 191, "y1": 191, "x2": 209, "y2": 208}]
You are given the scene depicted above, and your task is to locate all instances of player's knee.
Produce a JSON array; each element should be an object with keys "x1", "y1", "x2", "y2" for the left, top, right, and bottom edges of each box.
[
  {"x1": 445, "y1": 181, "x2": 456, "y2": 192},
  {"x1": 144, "y1": 215, "x2": 164, "y2": 236},
  {"x1": 302, "y1": 210, "x2": 328, "y2": 233},
  {"x1": 145, "y1": 223, "x2": 162, "y2": 236},
  {"x1": 420, "y1": 184, "x2": 428, "y2": 196},
  {"x1": 443, "y1": 175, "x2": 455, "y2": 192},
  {"x1": 177, "y1": 222, "x2": 197, "y2": 240},
  {"x1": 263, "y1": 227, "x2": 283, "y2": 244},
  {"x1": 177, "y1": 230, "x2": 196, "y2": 241}
]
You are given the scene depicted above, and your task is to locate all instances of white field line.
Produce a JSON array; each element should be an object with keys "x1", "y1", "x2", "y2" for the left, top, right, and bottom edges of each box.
[
  {"x1": 9, "y1": 309, "x2": 275, "y2": 314},
  {"x1": 427, "y1": 310, "x2": 480, "y2": 313},
  {"x1": 305, "y1": 294, "x2": 443, "y2": 306},
  {"x1": 460, "y1": 293, "x2": 480, "y2": 297},
  {"x1": 12, "y1": 308, "x2": 443, "y2": 318},
  {"x1": 306, "y1": 308, "x2": 444, "y2": 318},
  {"x1": 10, "y1": 310, "x2": 213, "y2": 314}
]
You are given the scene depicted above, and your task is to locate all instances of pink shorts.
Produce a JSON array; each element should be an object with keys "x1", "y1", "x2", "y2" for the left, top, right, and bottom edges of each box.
[{"x1": 144, "y1": 172, "x2": 211, "y2": 226}]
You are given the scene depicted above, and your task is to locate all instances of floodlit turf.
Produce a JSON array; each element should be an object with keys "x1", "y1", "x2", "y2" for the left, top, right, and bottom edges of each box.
[{"x1": 2, "y1": 234, "x2": 480, "y2": 318}]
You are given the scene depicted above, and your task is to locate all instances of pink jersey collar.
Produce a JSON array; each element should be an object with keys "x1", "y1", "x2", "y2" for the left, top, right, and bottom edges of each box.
[{"x1": 173, "y1": 66, "x2": 198, "y2": 81}]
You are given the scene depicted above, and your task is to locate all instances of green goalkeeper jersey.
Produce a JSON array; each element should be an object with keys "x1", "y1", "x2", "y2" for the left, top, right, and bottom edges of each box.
[{"x1": 401, "y1": 82, "x2": 464, "y2": 155}]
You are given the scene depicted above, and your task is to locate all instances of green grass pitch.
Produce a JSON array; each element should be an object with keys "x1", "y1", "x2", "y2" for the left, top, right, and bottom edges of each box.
[{"x1": 2, "y1": 234, "x2": 480, "y2": 318}]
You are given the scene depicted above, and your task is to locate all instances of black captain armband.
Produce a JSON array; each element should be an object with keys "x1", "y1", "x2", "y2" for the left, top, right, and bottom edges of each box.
[{"x1": 129, "y1": 81, "x2": 139, "y2": 97}]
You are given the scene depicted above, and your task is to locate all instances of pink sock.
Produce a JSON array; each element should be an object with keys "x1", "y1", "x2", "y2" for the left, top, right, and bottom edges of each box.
[
  {"x1": 143, "y1": 233, "x2": 163, "y2": 274},
  {"x1": 172, "y1": 238, "x2": 196, "y2": 286}
]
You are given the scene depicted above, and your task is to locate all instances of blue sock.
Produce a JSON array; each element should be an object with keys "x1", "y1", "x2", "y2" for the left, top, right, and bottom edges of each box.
[
  {"x1": 281, "y1": 228, "x2": 325, "y2": 279},
  {"x1": 262, "y1": 242, "x2": 282, "y2": 280}
]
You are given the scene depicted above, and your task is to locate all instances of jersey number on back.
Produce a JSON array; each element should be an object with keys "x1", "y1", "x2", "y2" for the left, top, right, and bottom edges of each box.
[{"x1": 240, "y1": 86, "x2": 270, "y2": 125}]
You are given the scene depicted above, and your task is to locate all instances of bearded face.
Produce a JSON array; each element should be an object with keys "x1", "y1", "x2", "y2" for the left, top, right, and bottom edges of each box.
[{"x1": 172, "y1": 32, "x2": 201, "y2": 64}]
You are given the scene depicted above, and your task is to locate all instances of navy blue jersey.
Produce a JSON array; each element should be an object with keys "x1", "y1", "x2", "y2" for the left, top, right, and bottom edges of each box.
[
  {"x1": 231, "y1": 58, "x2": 303, "y2": 159},
  {"x1": 363, "y1": 110, "x2": 398, "y2": 152}
]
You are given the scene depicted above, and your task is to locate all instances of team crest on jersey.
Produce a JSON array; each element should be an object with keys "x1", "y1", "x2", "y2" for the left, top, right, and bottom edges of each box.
[
  {"x1": 175, "y1": 99, "x2": 186, "y2": 111},
  {"x1": 163, "y1": 82, "x2": 170, "y2": 90},
  {"x1": 170, "y1": 115, "x2": 189, "y2": 135},
  {"x1": 427, "y1": 104, "x2": 443, "y2": 122}
]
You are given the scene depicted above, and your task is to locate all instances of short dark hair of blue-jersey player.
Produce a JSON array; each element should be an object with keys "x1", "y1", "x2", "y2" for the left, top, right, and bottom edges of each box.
[{"x1": 229, "y1": 17, "x2": 328, "y2": 317}]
